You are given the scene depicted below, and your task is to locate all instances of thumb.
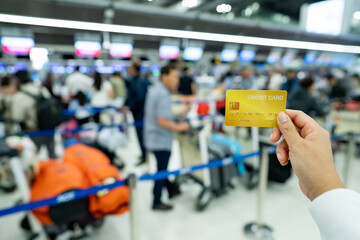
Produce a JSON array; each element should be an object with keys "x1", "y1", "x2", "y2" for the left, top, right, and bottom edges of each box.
[{"x1": 277, "y1": 112, "x2": 301, "y2": 146}]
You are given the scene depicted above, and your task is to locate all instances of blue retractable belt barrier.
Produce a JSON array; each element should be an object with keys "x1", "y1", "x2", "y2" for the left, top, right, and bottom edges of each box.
[
  {"x1": 331, "y1": 133, "x2": 348, "y2": 141},
  {"x1": 62, "y1": 100, "x2": 213, "y2": 116},
  {"x1": 139, "y1": 151, "x2": 260, "y2": 182},
  {"x1": 62, "y1": 106, "x2": 118, "y2": 116},
  {"x1": 0, "y1": 121, "x2": 145, "y2": 139},
  {"x1": 0, "y1": 150, "x2": 261, "y2": 218},
  {"x1": 0, "y1": 180, "x2": 126, "y2": 217}
]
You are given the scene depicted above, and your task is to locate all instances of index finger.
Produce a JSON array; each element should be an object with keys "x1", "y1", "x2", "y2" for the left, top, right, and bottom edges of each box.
[{"x1": 285, "y1": 110, "x2": 319, "y2": 130}]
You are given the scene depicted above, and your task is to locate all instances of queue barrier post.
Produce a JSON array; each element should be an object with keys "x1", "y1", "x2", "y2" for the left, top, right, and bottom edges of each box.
[
  {"x1": 343, "y1": 132, "x2": 356, "y2": 187},
  {"x1": 244, "y1": 147, "x2": 274, "y2": 240},
  {"x1": 128, "y1": 173, "x2": 139, "y2": 240}
]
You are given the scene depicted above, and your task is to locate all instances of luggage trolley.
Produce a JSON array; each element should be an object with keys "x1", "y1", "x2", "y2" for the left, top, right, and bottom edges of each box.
[
  {"x1": 0, "y1": 138, "x2": 47, "y2": 240},
  {"x1": 175, "y1": 118, "x2": 213, "y2": 211},
  {"x1": 175, "y1": 117, "x2": 239, "y2": 211}
]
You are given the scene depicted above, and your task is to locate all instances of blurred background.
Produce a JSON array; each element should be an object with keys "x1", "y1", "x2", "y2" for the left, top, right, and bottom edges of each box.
[{"x1": 0, "y1": 0, "x2": 359, "y2": 240}]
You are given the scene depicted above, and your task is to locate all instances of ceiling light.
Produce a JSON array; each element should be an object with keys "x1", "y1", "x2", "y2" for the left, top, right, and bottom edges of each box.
[
  {"x1": 0, "y1": 14, "x2": 359, "y2": 53},
  {"x1": 226, "y1": 12, "x2": 235, "y2": 20},
  {"x1": 353, "y1": 11, "x2": 360, "y2": 20},
  {"x1": 252, "y1": 2, "x2": 260, "y2": 11},
  {"x1": 182, "y1": 0, "x2": 199, "y2": 8},
  {"x1": 282, "y1": 16, "x2": 290, "y2": 24},
  {"x1": 244, "y1": 8, "x2": 253, "y2": 17},
  {"x1": 216, "y1": 4, "x2": 232, "y2": 14}
]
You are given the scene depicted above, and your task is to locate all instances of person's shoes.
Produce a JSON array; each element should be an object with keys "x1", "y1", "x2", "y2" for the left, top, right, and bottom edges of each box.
[
  {"x1": 169, "y1": 188, "x2": 181, "y2": 199},
  {"x1": 152, "y1": 203, "x2": 173, "y2": 211}
]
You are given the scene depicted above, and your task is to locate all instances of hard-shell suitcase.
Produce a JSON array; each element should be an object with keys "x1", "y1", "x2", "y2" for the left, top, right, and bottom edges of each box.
[{"x1": 208, "y1": 141, "x2": 237, "y2": 196}]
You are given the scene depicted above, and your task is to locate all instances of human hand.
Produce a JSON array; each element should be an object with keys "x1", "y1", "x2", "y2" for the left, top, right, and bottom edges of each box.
[
  {"x1": 121, "y1": 106, "x2": 130, "y2": 113},
  {"x1": 176, "y1": 122, "x2": 190, "y2": 132},
  {"x1": 270, "y1": 110, "x2": 344, "y2": 201},
  {"x1": 13, "y1": 144, "x2": 24, "y2": 153}
]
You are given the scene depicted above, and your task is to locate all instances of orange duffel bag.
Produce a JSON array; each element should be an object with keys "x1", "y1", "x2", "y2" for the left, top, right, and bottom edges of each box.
[
  {"x1": 63, "y1": 143, "x2": 129, "y2": 218},
  {"x1": 30, "y1": 160, "x2": 88, "y2": 225}
]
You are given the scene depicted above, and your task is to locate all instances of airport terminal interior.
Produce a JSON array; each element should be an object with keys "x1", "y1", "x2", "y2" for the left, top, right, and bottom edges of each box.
[{"x1": 0, "y1": 0, "x2": 360, "y2": 239}]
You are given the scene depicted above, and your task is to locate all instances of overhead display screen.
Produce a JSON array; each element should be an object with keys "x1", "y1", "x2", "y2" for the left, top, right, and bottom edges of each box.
[
  {"x1": 267, "y1": 51, "x2": 282, "y2": 64},
  {"x1": 1, "y1": 37, "x2": 35, "y2": 55},
  {"x1": 109, "y1": 43, "x2": 133, "y2": 59},
  {"x1": 220, "y1": 49, "x2": 238, "y2": 62},
  {"x1": 239, "y1": 49, "x2": 256, "y2": 63},
  {"x1": 304, "y1": 53, "x2": 317, "y2": 65},
  {"x1": 183, "y1": 47, "x2": 203, "y2": 61},
  {"x1": 159, "y1": 45, "x2": 180, "y2": 60},
  {"x1": 74, "y1": 41, "x2": 102, "y2": 58}
]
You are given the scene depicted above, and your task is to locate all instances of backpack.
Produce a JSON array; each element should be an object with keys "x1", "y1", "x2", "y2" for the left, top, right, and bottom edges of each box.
[
  {"x1": 21, "y1": 90, "x2": 63, "y2": 130},
  {"x1": 30, "y1": 160, "x2": 88, "y2": 225},
  {"x1": 63, "y1": 144, "x2": 129, "y2": 218}
]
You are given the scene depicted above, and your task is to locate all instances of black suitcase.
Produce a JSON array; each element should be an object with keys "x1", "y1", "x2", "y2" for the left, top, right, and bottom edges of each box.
[
  {"x1": 268, "y1": 150, "x2": 292, "y2": 183},
  {"x1": 208, "y1": 141, "x2": 237, "y2": 196}
]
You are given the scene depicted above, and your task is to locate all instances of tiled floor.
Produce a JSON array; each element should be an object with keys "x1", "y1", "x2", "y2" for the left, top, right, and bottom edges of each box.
[{"x1": 0, "y1": 124, "x2": 359, "y2": 240}]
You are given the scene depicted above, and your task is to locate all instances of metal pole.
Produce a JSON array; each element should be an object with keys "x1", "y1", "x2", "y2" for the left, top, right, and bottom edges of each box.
[
  {"x1": 343, "y1": 132, "x2": 355, "y2": 187},
  {"x1": 128, "y1": 173, "x2": 139, "y2": 240},
  {"x1": 244, "y1": 148, "x2": 274, "y2": 240},
  {"x1": 257, "y1": 147, "x2": 269, "y2": 226},
  {"x1": 251, "y1": 127, "x2": 260, "y2": 169}
]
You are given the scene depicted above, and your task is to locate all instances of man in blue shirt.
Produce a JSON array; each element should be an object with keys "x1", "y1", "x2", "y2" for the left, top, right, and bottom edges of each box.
[
  {"x1": 144, "y1": 65, "x2": 189, "y2": 211},
  {"x1": 125, "y1": 63, "x2": 151, "y2": 165},
  {"x1": 281, "y1": 69, "x2": 299, "y2": 95}
]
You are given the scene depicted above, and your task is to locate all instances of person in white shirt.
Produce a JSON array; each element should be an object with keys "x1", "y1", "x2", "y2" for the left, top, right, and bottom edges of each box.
[
  {"x1": 270, "y1": 110, "x2": 360, "y2": 240},
  {"x1": 91, "y1": 72, "x2": 114, "y2": 107},
  {"x1": 65, "y1": 66, "x2": 92, "y2": 97},
  {"x1": 10, "y1": 70, "x2": 56, "y2": 158},
  {"x1": 90, "y1": 72, "x2": 114, "y2": 123},
  {"x1": 267, "y1": 68, "x2": 284, "y2": 90}
]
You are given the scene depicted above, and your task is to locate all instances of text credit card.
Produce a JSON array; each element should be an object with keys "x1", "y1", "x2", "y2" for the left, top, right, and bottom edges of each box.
[{"x1": 225, "y1": 90, "x2": 287, "y2": 127}]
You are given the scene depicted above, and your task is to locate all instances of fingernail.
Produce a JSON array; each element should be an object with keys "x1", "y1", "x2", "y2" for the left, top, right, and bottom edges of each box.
[
  {"x1": 276, "y1": 152, "x2": 281, "y2": 161},
  {"x1": 270, "y1": 132, "x2": 273, "y2": 140},
  {"x1": 278, "y1": 112, "x2": 288, "y2": 123}
]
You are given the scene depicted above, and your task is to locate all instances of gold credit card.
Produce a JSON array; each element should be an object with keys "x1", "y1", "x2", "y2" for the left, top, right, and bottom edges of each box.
[{"x1": 225, "y1": 90, "x2": 287, "y2": 127}]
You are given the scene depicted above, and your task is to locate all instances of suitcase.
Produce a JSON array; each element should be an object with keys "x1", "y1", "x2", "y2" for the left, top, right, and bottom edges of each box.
[
  {"x1": 210, "y1": 133, "x2": 245, "y2": 175},
  {"x1": 208, "y1": 141, "x2": 237, "y2": 196},
  {"x1": 267, "y1": 150, "x2": 292, "y2": 183}
]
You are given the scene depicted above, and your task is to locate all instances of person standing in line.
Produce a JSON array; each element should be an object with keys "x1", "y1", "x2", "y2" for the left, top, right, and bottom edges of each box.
[
  {"x1": 42, "y1": 72, "x2": 56, "y2": 98},
  {"x1": 288, "y1": 77, "x2": 325, "y2": 117},
  {"x1": 178, "y1": 67, "x2": 196, "y2": 96},
  {"x1": 281, "y1": 69, "x2": 299, "y2": 95},
  {"x1": 0, "y1": 76, "x2": 17, "y2": 134},
  {"x1": 266, "y1": 68, "x2": 284, "y2": 90},
  {"x1": 144, "y1": 65, "x2": 189, "y2": 211},
  {"x1": 328, "y1": 74, "x2": 347, "y2": 100},
  {"x1": 90, "y1": 72, "x2": 114, "y2": 123},
  {"x1": 237, "y1": 66, "x2": 256, "y2": 90},
  {"x1": 11, "y1": 70, "x2": 56, "y2": 158},
  {"x1": 110, "y1": 72, "x2": 127, "y2": 108},
  {"x1": 65, "y1": 66, "x2": 93, "y2": 99},
  {"x1": 125, "y1": 63, "x2": 151, "y2": 165},
  {"x1": 111, "y1": 72, "x2": 127, "y2": 99}
]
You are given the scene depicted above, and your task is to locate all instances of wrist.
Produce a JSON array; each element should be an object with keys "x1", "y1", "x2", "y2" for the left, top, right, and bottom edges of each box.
[{"x1": 310, "y1": 177, "x2": 344, "y2": 201}]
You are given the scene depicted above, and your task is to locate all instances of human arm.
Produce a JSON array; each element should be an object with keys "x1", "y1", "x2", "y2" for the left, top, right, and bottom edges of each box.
[
  {"x1": 157, "y1": 118, "x2": 189, "y2": 132},
  {"x1": 269, "y1": 110, "x2": 343, "y2": 201},
  {"x1": 308, "y1": 188, "x2": 360, "y2": 240},
  {"x1": 156, "y1": 90, "x2": 189, "y2": 132},
  {"x1": 269, "y1": 110, "x2": 360, "y2": 239}
]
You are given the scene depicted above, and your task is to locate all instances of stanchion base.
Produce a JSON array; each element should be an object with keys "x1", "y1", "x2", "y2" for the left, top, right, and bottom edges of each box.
[{"x1": 244, "y1": 223, "x2": 274, "y2": 240}]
